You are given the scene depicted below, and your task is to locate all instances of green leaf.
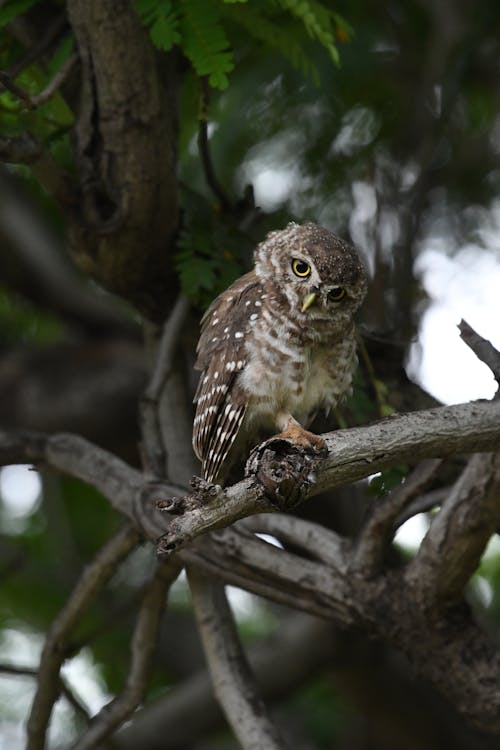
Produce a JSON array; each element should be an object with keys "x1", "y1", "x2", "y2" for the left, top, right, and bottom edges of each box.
[
  {"x1": 274, "y1": 0, "x2": 340, "y2": 65},
  {"x1": 137, "y1": 0, "x2": 181, "y2": 50},
  {"x1": 180, "y1": 0, "x2": 235, "y2": 90}
]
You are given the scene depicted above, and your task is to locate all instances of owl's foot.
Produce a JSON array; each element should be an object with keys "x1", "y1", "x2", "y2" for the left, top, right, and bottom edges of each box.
[{"x1": 274, "y1": 421, "x2": 327, "y2": 453}]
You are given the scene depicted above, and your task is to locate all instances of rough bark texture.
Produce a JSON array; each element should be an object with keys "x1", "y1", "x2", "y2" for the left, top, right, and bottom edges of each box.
[
  {"x1": 2, "y1": 397, "x2": 500, "y2": 736},
  {"x1": 66, "y1": 0, "x2": 180, "y2": 321}
]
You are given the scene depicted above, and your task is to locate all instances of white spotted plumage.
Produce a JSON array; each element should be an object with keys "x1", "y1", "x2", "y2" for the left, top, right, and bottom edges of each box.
[{"x1": 192, "y1": 223, "x2": 367, "y2": 485}]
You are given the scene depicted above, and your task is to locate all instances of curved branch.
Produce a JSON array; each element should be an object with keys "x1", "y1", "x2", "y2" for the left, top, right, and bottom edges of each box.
[
  {"x1": 72, "y1": 558, "x2": 181, "y2": 750},
  {"x1": 351, "y1": 459, "x2": 442, "y2": 576},
  {"x1": 405, "y1": 452, "x2": 500, "y2": 607},
  {"x1": 114, "y1": 615, "x2": 336, "y2": 750},
  {"x1": 188, "y1": 571, "x2": 286, "y2": 750},
  {"x1": 158, "y1": 399, "x2": 500, "y2": 553},
  {"x1": 26, "y1": 525, "x2": 140, "y2": 750},
  {"x1": 239, "y1": 514, "x2": 349, "y2": 568}
]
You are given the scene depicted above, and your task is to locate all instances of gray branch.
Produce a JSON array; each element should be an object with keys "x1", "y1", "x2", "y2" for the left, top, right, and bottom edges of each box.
[
  {"x1": 405, "y1": 452, "x2": 500, "y2": 607},
  {"x1": 351, "y1": 459, "x2": 442, "y2": 576},
  {"x1": 26, "y1": 525, "x2": 140, "y2": 750},
  {"x1": 188, "y1": 571, "x2": 286, "y2": 750},
  {"x1": 159, "y1": 399, "x2": 500, "y2": 553},
  {"x1": 459, "y1": 320, "x2": 500, "y2": 390},
  {"x1": 71, "y1": 558, "x2": 181, "y2": 750}
]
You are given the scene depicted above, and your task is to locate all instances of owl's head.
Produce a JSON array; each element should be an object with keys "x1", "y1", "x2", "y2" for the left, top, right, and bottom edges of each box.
[{"x1": 254, "y1": 222, "x2": 367, "y2": 324}]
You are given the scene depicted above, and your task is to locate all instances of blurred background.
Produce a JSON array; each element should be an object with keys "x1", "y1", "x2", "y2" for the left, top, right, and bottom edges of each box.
[{"x1": 1, "y1": 0, "x2": 500, "y2": 747}]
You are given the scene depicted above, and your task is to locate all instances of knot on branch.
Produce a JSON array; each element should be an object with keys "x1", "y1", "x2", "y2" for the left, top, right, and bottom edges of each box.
[
  {"x1": 157, "y1": 476, "x2": 223, "y2": 516},
  {"x1": 246, "y1": 438, "x2": 321, "y2": 510}
]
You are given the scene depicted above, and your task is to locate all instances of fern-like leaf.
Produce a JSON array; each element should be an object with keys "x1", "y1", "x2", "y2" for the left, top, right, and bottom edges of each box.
[
  {"x1": 136, "y1": 0, "x2": 181, "y2": 51},
  {"x1": 273, "y1": 0, "x2": 340, "y2": 65},
  {"x1": 223, "y1": 3, "x2": 319, "y2": 82},
  {"x1": 180, "y1": 0, "x2": 234, "y2": 90}
]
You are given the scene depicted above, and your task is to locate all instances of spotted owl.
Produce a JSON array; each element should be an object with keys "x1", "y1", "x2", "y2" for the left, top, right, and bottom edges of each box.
[{"x1": 192, "y1": 222, "x2": 367, "y2": 485}]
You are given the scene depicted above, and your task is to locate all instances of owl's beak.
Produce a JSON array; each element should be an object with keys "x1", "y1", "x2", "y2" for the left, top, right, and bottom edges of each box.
[{"x1": 301, "y1": 292, "x2": 317, "y2": 312}]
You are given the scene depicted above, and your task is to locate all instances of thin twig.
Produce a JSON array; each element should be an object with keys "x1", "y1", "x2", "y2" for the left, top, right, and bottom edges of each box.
[
  {"x1": 198, "y1": 78, "x2": 232, "y2": 211},
  {"x1": 140, "y1": 295, "x2": 191, "y2": 476},
  {"x1": 0, "y1": 53, "x2": 77, "y2": 110},
  {"x1": 26, "y1": 525, "x2": 141, "y2": 750},
  {"x1": 30, "y1": 53, "x2": 78, "y2": 107},
  {"x1": 394, "y1": 486, "x2": 449, "y2": 529},
  {"x1": 459, "y1": 319, "x2": 500, "y2": 392},
  {"x1": 71, "y1": 558, "x2": 181, "y2": 750},
  {"x1": 188, "y1": 570, "x2": 287, "y2": 750},
  {"x1": 0, "y1": 70, "x2": 34, "y2": 107},
  {"x1": 351, "y1": 459, "x2": 442, "y2": 576}
]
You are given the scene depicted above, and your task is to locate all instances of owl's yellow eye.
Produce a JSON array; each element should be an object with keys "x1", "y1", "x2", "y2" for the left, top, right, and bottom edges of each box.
[
  {"x1": 292, "y1": 259, "x2": 311, "y2": 277},
  {"x1": 328, "y1": 287, "x2": 346, "y2": 302}
]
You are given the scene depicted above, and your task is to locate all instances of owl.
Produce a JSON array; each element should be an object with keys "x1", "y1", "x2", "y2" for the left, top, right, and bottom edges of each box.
[{"x1": 192, "y1": 222, "x2": 367, "y2": 485}]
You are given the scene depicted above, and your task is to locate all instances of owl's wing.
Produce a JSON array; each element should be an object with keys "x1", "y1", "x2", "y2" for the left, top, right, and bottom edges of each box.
[{"x1": 193, "y1": 271, "x2": 261, "y2": 483}]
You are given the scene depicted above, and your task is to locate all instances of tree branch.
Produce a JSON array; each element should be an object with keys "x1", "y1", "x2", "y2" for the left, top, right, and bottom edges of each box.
[
  {"x1": 26, "y1": 525, "x2": 141, "y2": 750},
  {"x1": 71, "y1": 558, "x2": 181, "y2": 750},
  {"x1": 140, "y1": 295, "x2": 191, "y2": 476},
  {"x1": 351, "y1": 459, "x2": 442, "y2": 576},
  {"x1": 66, "y1": 0, "x2": 180, "y2": 321},
  {"x1": 0, "y1": 663, "x2": 91, "y2": 725},
  {"x1": 198, "y1": 78, "x2": 232, "y2": 211},
  {"x1": 158, "y1": 399, "x2": 500, "y2": 553},
  {"x1": 239, "y1": 513, "x2": 349, "y2": 568},
  {"x1": 188, "y1": 571, "x2": 286, "y2": 750},
  {"x1": 114, "y1": 614, "x2": 336, "y2": 750},
  {"x1": 0, "y1": 53, "x2": 77, "y2": 109},
  {"x1": 405, "y1": 452, "x2": 500, "y2": 608},
  {"x1": 1, "y1": 412, "x2": 500, "y2": 732},
  {"x1": 459, "y1": 319, "x2": 500, "y2": 390}
]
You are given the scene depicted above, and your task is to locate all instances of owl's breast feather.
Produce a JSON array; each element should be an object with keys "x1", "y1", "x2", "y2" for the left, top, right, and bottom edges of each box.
[{"x1": 239, "y1": 331, "x2": 357, "y2": 426}]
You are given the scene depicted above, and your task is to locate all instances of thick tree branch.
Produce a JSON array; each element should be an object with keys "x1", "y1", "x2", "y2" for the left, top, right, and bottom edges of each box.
[
  {"x1": 185, "y1": 529, "x2": 356, "y2": 623},
  {"x1": 188, "y1": 571, "x2": 286, "y2": 750},
  {"x1": 26, "y1": 525, "x2": 140, "y2": 750},
  {"x1": 66, "y1": 0, "x2": 180, "y2": 321},
  {"x1": 1, "y1": 404, "x2": 500, "y2": 732},
  {"x1": 239, "y1": 514, "x2": 349, "y2": 568},
  {"x1": 71, "y1": 558, "x2": 181, "y2": 750},
  {"x1": 158, "y1": 399, "x2": 500, "y2": 553},
  {"x1": 405, "y1": 452, "x2": 500, "y2": 607}
]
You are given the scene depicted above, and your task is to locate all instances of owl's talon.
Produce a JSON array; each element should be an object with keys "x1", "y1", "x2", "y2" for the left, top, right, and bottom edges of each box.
[{"x1": 273, "y1": 424, "x2": 327, "y2": 454}]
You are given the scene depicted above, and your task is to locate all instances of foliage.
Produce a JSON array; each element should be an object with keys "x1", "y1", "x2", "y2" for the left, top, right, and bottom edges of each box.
[{"x1": 136, "y1": 0, "x2": 346, "y2": 89}]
